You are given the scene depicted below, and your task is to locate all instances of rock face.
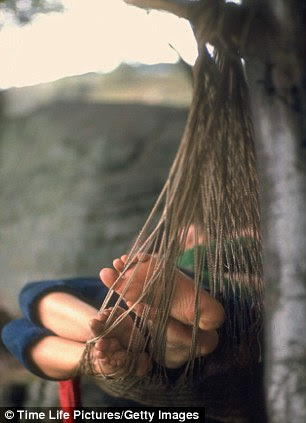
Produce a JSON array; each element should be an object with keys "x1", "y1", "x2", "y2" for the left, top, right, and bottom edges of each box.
[{"x1": 0, "y1": 100, "x2": 187, "y2": 312}]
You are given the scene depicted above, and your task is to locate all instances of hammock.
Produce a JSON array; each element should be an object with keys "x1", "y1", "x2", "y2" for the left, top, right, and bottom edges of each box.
[{"x1": 76, "y1": 4, "x2": 264, "y2": 421}]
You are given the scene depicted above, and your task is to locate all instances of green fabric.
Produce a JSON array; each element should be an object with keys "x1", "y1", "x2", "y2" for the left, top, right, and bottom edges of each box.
[
  {"x1": 178, "y1": 247, "x2": 212, "y2": 290},
  {"x1": 178, "y1": 237, "x2": 259, "y2": 295},
  {"x1": 179, "y1": 237, "x2": 258, "y2": 272}
]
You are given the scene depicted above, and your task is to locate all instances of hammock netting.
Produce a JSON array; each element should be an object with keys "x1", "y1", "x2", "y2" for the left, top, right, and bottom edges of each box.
[{"x1": 79, "y1": 12, "x2": 263, "y2": 419}]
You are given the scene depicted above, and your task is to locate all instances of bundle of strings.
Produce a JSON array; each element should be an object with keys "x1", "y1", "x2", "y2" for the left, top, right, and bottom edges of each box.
[{"x1": 80, "y1": 41, "x2": 263, "y2": 408}]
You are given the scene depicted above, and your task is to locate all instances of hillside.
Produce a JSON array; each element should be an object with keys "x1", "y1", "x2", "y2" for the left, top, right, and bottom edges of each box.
[{"x1": 0, "y1": 64, "x2": 190, "y2": 312}]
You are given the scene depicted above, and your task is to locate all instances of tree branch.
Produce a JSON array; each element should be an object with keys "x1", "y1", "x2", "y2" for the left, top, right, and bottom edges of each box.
[
  {"x1": 124, "y1": 0, "x2": 279, "y2": 63},
  {"x1": 124, "y1": 0, "x2": 191, "y2": 20},
  {"x1": 124, "y1": 1, "x2": 244, "y2": 53}
]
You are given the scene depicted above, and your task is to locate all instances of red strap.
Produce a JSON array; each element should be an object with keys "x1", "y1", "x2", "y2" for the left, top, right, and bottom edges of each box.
[{"x1": 58, "y1": 378, "x2": 82, "y2": 423}]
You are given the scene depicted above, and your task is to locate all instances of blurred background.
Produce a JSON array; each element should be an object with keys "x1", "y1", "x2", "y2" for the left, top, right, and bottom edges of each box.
[{"x1": 0, "y1": 0, "x2": 195, "y2": 407}]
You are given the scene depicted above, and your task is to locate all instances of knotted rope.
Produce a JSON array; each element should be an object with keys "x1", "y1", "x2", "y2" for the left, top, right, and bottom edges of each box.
[{"x1": 80, "y1": 1, "x2": 263, "y2": 419}]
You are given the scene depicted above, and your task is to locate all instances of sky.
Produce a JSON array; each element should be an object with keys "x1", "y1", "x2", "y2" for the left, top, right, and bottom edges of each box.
[{"x1": 0, "y1": 0, "x2": 198, "y2": 89}]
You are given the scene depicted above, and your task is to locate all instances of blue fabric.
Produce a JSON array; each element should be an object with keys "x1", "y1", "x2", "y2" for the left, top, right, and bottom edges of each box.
[
  {"x1": 1, "y1": 277, "x2": 117, "y2": 378},
  {"x1": 1, "y1": 318, "x2": 54, "y2": 377},
  {"x1": 19, "y1": 277, "x2": 110, "y2": 324}
]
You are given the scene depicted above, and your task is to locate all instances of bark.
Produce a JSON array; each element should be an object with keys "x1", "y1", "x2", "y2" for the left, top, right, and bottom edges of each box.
[
  {"x1": 243, "y1": 1, "x2": 306, "y2": 422},
  {"x1": 125, "y1": 0, "x2": 306, "y2": 421},
  {"x1": 125, "y1": 0, "x2": 190, "y2": 19}
]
